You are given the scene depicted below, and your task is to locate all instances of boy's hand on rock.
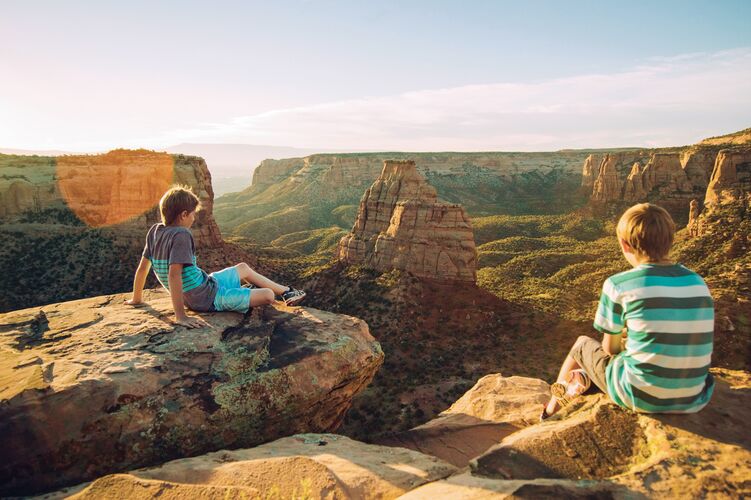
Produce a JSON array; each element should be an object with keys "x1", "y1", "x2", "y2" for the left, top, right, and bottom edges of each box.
[{"x1": 173, "y1": 316, "x2": 209, "y2": 329}]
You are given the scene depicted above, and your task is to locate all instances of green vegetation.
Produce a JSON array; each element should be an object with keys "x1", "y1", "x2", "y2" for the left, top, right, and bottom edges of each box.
[{"x1": 271, "y1": 227, "x2": 348, "y2": 255}]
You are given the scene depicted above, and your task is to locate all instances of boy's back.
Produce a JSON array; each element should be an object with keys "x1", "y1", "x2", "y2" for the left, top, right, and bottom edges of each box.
[
  {"x1": 595, "y1": 263, "x2": 714, "y2": 413},
  {"x1": 143, "y1": 223, "x2": 217, "y2": 311}
]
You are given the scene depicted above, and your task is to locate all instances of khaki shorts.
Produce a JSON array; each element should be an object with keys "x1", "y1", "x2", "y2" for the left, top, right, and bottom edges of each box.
[{"x1": 569, "y1": 336, "x2": 612, "y2": 394}]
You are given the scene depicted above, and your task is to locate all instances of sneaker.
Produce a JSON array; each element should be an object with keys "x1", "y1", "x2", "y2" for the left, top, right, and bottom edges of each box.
[{"x1": 280, "y1": 287, "x2": 306, "y2": 306}]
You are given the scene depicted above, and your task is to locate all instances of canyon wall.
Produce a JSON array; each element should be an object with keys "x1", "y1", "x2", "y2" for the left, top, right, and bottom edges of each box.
[{"x1": 584, "y1": 128, "x2": 751, "y2": 221}]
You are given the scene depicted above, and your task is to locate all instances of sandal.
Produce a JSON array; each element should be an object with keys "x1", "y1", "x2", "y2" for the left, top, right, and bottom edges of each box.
[{"x1": 550, "y1": 369, "x2": 591, "y2": 408}]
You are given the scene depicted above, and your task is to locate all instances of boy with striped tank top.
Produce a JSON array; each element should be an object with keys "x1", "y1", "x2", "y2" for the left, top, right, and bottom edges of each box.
[
  {"x1": 125, "y1": 185, "x2": 306, "y2": 328},
  {"x1": 541, "y1": 203, "x2": 714, "y2": 419}
]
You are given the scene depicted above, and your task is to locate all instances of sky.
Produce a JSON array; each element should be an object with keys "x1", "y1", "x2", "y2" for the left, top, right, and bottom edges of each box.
[{"x1": 2, "y1": 0, "x2": 750, "y2": 152}]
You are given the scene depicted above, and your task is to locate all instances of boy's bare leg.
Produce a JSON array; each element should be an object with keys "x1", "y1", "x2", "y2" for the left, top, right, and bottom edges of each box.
[
  {"x1": 544, "y1": 337, "x2": 586, "y2": 416},
  {"x1": 234, "y1": 263, "x2": 288, "y2": 296}
]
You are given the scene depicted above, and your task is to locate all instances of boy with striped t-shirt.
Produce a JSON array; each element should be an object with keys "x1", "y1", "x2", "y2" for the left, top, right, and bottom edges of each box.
[
  {"x1": 125, "y1": 185, "x2": 306, "y2": 328},
  {"x1": 542, "y1": 203, "x2": 714, "y2": 419}
]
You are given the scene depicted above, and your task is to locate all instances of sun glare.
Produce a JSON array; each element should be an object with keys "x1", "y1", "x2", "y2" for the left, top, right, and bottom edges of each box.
[{"x1": 56, "y1": 150, "x2": 174, "y2": 227}]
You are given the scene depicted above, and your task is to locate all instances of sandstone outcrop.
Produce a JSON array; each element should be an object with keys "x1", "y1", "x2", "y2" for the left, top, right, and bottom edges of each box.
[
  {"x1": 41, "y1": 371, "x2": 751, "y2": 498},
  {"x1": 470, "y1": 370, "x2": 751, "y2": 498},
  {"x1": 681, "y1": 147, "x2": 719, "y2": 190},
  {"x1": 54, "y1": 434, "x2": 456, "y2": 499},
  {"x1": 337, "y1": 160, "x2": 477, "y2": 282},
  {"x1": 0, "y1": 290, "x2": 383, "y2": 496},
  {"x1": 622, "y1": 162, "x2": 647, "y2": 201},
  {"x1": 641, "y1": 153, "x2": 693, "y2": 196},
  {"x1": 581, "y1": 128, "x2": 751, "y2": 219},
  {"x1": 379, "y1": 375, "x2": 549, "y2": 467},
  {"x1": 590, "y1": 154, "x2": 624, "y2": 202},
  {"x1": 704, "y1": 147, "x2": 751, "y2": 207},
  {"x1": 580, "y1": 153, "x2": 601, "y2": 193}
]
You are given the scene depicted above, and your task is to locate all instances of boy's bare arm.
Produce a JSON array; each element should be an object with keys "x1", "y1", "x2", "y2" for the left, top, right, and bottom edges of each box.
[
  {"x1": 602, "y1": 332, "x2": 623, "y2": 356},
  {"x1": 168, "y1": 263, "x2": 207, "y2": 329},
  {"x1": 125, "y1": 257, "x2": 151, "y2": 305}
]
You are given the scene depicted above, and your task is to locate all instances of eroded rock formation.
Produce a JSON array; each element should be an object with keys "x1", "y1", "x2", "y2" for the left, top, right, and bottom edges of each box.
[
  {"x1": 704, "y1": 147, "x2": 751, "y2": 207},
  {"x1": 590, "y1": 154, "x2": 624, "y2": 202},
  {"x1": 582, "y1": 129, "x2": 751, "y2": 220},
  {"x1": 0, "y1": 290, "x2": 383, "y2": 496},
  {"x1": 641, "y1": 153, "x2": 693, "y2": 195},
  {"x1": 337, "y1": 160, "x2": 477, "y2": 282},
  {"x1": 580, "y1": 154, "x2": 601, "y2": 193},
  {"x1": 622, "y1": 162, "x2": 647, "y2": 201}
]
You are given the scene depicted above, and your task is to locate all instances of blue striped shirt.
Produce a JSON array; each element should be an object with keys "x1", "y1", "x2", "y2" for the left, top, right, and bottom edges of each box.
[{"x1": 594, "y1": 263, "x2": 714, "y2": 413}]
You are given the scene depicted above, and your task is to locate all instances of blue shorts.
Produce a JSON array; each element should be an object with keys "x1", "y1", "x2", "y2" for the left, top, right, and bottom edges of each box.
[{"x1": 210, "y1": 266, "x2": 252, "y2": 313}]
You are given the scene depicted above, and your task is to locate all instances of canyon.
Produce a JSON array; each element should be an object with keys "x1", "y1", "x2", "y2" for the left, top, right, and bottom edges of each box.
[{"x1": 0, "y1": 128, "x2": 749, "y2": 497}]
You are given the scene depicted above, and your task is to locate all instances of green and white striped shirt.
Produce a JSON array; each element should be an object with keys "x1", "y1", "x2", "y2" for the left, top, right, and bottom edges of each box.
[{"x1": 594, "y1": 263, "x2": 714, "y2": 413}]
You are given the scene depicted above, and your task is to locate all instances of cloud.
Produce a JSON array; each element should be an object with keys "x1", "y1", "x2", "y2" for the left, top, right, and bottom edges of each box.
[{"x1": 162, "y1": 48, "x2": 751, "y2": 150}]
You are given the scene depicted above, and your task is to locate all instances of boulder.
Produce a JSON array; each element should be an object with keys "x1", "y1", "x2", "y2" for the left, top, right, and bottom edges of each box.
[
  {"x1": 471, "y1": 369, "x2": 751, "y2": 498},
  {"x1": 0, "y1": 290, "x2": 383, "y2": 496},
  {"x1": 378, "y1": 375, "x2": 549, "y2": 467},
  {"x1": 52, "y1": 434, "x2": 456, "y2": 500},
  {"x1": 338, "y1": 160, "x2": 477, "y2": 282}
]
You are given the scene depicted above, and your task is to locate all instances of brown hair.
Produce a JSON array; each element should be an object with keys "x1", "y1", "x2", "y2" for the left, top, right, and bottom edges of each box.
[
  {"x1": 159, "y1": 185, "x2": 200, "y2": 225},
  {"x1": 616, "y1": 203, "x2": 675, "y2": 261}
]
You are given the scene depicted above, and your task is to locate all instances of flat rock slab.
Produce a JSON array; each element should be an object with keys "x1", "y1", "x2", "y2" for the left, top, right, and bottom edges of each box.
[
  {"x1": 0, "y1": 289, "x2": 383, "y2": 496},
  {"x1": 50, "y1": 433, "x2": 456, "y2": 500},
  {"x1": 379, "y1": 375, "x2": 549, "y2": 467},
  {"x1": 399, "y1": 472, "x2": 641, "y2": 499}
]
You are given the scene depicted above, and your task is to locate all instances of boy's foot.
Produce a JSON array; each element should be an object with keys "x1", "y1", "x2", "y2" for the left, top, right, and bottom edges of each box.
[
  {"x1": 279, "y1": 287, "x2": 306, "y2": 306},
  {"x1": 550, "y1": 369, "x2": 591, "y2": 409}
]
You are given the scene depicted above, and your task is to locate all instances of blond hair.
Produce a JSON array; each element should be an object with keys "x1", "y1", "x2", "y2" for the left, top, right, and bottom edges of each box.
[
  {"x1": 616, "y1": 203, "x2": 675, "y2": 262},
  {"x1": 159, "y1": 185, "x2": 200, "y2": 225}
]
